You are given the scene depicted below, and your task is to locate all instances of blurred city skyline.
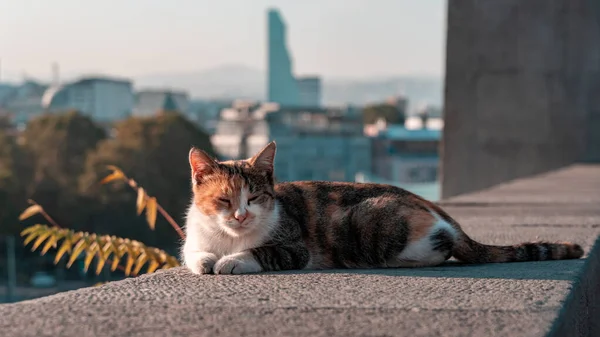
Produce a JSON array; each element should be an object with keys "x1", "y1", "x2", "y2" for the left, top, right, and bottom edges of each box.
[{"x1": 1, "y1": 0, "x2": 446, "y2": 82}]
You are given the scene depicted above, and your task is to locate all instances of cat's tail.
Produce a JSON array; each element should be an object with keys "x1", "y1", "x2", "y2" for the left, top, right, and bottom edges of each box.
[
  {"x1": 421, "y1": 199, "x2": 585, "y2": 263},
  {"x1": 452, "y1": 230, "x2": 584, "y2": 263}
]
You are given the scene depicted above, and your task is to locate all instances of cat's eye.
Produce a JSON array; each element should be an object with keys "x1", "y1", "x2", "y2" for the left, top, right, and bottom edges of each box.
[
  {"x1": 247, "y1": 195, "x2": 261, "y2": 204},
  {"x1": 217, "y1": 198, "x2": 230, "y2": 205}
]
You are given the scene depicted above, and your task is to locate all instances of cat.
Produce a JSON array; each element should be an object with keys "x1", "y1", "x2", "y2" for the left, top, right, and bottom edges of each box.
[{"x1": 181, "y1": 141, "x2": 584, "y2": 275}]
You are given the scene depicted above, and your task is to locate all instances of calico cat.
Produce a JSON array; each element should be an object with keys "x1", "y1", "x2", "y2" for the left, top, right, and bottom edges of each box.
[{"x1": 181, "y1": 142, "x2": 584, "y2": 275}]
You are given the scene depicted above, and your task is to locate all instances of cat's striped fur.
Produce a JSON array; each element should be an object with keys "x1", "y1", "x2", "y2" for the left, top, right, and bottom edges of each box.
[{"x1": 182, "y1": 142, "x2": 584, "y2": 275}]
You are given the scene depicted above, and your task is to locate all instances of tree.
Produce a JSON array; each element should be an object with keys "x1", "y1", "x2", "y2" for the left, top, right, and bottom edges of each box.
[
  {"x1": 21, "y1": 110, "x2": 107, "y2": 226},
  {"x1": 0, "y1": 115, "x2": 14, "y2": 130},
  {"x1": 14, "y1": 111, "x2": 211, "y2": 280},
  {"x1": 362, "y1": 103, "x2": 406, "y2": 125},
  {"x1": 79, "y1": 111, "x2": 216, "y2": 250},
  {"x1": 0, "y1": 130, "x2": 32, "y2": 235}
]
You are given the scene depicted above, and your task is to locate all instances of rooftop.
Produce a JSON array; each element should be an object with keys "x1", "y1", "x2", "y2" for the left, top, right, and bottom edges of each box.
[
  {"x1": 136, "y1": 89, "x2": 189, "y2": 96},
  {"x1": 0, "y1": 164, "x2": 598, "y2": 336},
  {"x1": 73, "y1": 76, "x2": 132, "y2": 86},
  {"x1": 377, "y1": 126, "x2": 442, "y2": 141},
  {"x1": 41, "y1": 75, "x2": 133, "y2": 109}
]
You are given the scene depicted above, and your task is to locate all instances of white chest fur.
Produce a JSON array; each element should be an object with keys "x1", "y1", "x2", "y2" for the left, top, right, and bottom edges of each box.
[{"x1": 181, "y1": 203, "x2": 280, "y2": 259}]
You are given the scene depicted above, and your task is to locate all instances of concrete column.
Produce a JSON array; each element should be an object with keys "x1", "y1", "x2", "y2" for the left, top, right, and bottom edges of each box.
[{"x1": 441, "y1": 0, "x2": 600, "y2": 198}]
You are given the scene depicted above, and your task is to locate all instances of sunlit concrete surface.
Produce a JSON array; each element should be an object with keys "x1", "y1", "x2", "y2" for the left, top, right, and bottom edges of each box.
[{"x1": 0, "y1": 164, "x2": 598, "y2": 337}]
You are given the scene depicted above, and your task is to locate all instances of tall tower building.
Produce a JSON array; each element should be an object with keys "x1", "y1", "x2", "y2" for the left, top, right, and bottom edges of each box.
[
  {"x1": 267, "y1": 8, "x2": 299, "y2": 107},
  {"x1": 296, "y1": 76, "x2": 322, "y2": 108}
]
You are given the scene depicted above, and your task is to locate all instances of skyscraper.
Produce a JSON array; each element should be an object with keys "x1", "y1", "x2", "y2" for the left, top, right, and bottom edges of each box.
[
  {"x1": 267, "y1": 8, "x2": 300, "y2": 107},
  {"x1": 296, "y1": 76, "x2": 322, "y2": 108}
]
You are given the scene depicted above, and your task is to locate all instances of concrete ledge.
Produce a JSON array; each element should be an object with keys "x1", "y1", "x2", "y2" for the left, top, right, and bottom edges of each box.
[
  {"x1": 548, "y1": 235, "x2": 600, "y2": 336},
  {"x1": 0, "y1": 164, "x2": 598, "y2": 337}
]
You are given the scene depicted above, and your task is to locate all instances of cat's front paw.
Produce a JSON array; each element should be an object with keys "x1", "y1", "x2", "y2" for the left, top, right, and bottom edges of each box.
[
  {"x1": 184, "y1": 251, "x2": 218, "y2": 275},
  {"x1": 214, "y1": 252, "x2": 262, "y2": 275}
]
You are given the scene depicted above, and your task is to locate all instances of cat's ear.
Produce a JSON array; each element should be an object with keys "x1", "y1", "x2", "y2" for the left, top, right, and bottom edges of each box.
[
  {"x1": 248, "y1": 141, "x2": 276, "y2": 173},
  {"x1": 189, "y1": 147, "x2": 218, "y2": 183}
]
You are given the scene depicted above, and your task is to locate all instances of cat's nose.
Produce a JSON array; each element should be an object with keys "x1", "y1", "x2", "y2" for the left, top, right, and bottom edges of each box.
[{"x1": 234, "y1": 211, "x2": 248, "y2": 223}]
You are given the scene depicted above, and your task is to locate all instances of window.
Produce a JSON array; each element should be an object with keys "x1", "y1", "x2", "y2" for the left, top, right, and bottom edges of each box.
[
  {"x1": 407, "y1": 166, "x2": 438, "y2": 182},
  {"x1": 408, "y1": 168, "x2": 422, "y2": 181}
]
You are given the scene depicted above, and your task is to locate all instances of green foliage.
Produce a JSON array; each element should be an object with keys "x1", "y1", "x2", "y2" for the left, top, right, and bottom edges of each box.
[
  {"x1": 17, "y1": 163, "x2": 185, "y2": 278},
  {"x1": 0, "y1": 130, "x2": 27, "y2": 192},
  {"x1": 0, "y1": 115, "x2": 13, "y2": 130},
  {"x1": 23, "y1": 110, "x2": 106, "y2": 181},
  {"x1": 0, "y1": 130, "x2": 32, "y2": 235},
  {"x1": 78, "y1": 111, "x2": 214, "y2": 248},
  {"x1": 2, "y1": 110, "x2": 211, "y2": 273},
  {"x1": 21, "y1": 110, "x2": 107, "y2": 226},
  {"x1": 362, "y1": 103, "x2": 406, "y2": 125}
]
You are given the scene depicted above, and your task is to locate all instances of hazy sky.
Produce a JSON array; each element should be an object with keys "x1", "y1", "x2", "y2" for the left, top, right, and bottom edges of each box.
[{"x1": 1, "y1": 0, "x2": 446, "y2": 82}]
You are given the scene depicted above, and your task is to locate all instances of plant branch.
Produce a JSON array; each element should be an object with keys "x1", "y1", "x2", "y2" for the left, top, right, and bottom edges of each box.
[
  {"x1": 124, "y1": 177, "x2": 186, "y2": 240},
  {"x1": 26, "y1": 200, "x2": 136, "y2": 276},
  {"x1": 156, "y1": 204, "x2": 186, "y2": 239},
  {"x1": 40, "y1": 209, "x2": 62, "y2": 228},
  {"x1": 28, "y1": 200, "x2": 62, "y2": 229}
]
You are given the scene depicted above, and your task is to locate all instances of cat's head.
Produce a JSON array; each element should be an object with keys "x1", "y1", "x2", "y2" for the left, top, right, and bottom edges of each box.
[{"x1": 188, "y1": 141, "x2": 277, "y2": 237}]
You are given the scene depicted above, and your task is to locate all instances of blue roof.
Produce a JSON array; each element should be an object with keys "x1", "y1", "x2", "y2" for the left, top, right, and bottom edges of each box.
[{"x1": 381, "y1": 126, "x2": 441, "y2": 141}]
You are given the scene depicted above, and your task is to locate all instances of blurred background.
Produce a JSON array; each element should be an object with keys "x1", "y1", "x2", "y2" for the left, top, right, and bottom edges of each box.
[
  {"x1": 1, "y1": 0, "x2": 598, "y2": 303},
  {"x1": 0, "y1": 0, "x2": 445, "y2": 302}
]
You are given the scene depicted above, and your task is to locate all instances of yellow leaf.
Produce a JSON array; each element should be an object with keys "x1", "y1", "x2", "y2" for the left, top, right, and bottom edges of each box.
[
  {"x1": 145, "y1": 197, "x2": 157, "y2": 230},
  {"x1": 83, "y1": 241, "x2": 99, "y2": 272},
  {"x1": 18, "y1": 224, "x2": 180, "y2": 277},
  {"x1": 146, "y1": 260, "x2": 160, "y2": 274},
  {"x1": 95, "y1": 255, "x2": 107, "y2": 275},
  {"x1": 112, "y1": 241, "x2": 128, "y2": 272},
  {"x1": 41, "y1": 234, "x2": 60, "y2": 255},
  {"x1": 167, "y1": 255, "x2": 181, "y2": 267},
  {"x1": 19, "y1": 205, "x2": 42, "y2": 221},
  {"x1": 136, "y1": 187, "x2": 146, "y2": 215},
  {"x1": 83, "y1": 252, "x2": 95, "y2": 273},
  {"x1": 31, "y1": 229, "x2": 55, "y2": 252},
  {"x1": 71, "y1": 231, "x2": 84, "y2": 242},
  {"x1": 54, "y1": 238, "x2": 72, "y2": 264},
  {"x1": 107, "y1": 241, "x2": 123, "y2": 272},
  {"x1": 125, "y1": 255, "x2": 135, "y2": 276},
  {"x1": 100, "y1": 240, "x2": 114, "y2": 261},
  {"x1": 110, "y1": 257, "x2": 121, "y2": 272},
  {"x1": 99, "y1": 169, "x2": 125, "y2": 185},
  {"x1": 157, "y1": 250, "x2": 168, "y2": 263},
  {"x1": 124, "y1": 240, "x2": 139, "y2": 258},
  {"x1": 133, "y1": 252, "x2": 148, "y2": 276},
  {"x1": 115, "y1": 239, "x2": 127, "y2": 256},
  {"x1": 23, "y1": 226, "x2": 45, "y2": 246},
  {"x1": 105, "y1": 165, "x2": 121, "y2": 172},
  {"x1": 66, "y1": 239, "x2": 88, "y2": 268},
  {"x1": 20, "y1": 224, "x2": 41, "y2": 236},
  {"x1": 94, "y1": 238, "x2": 110, "y2": 274}
]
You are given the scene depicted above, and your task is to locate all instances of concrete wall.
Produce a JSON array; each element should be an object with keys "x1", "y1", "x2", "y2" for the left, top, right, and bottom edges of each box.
[{"x1": 441, "y1": 0, "x2": 600, "y2": 198}]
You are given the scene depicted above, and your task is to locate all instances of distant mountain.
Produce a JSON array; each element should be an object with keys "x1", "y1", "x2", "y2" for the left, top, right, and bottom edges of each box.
[
  {"x1": 323, "y1": 76, "x2": 443, "y2": 110},
  {"x1": 135, "y1": 64, "x2": 264, "y2": 100},
  {"x1": 134, "y1": 64, "x2": 444, "y2": 110}
]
